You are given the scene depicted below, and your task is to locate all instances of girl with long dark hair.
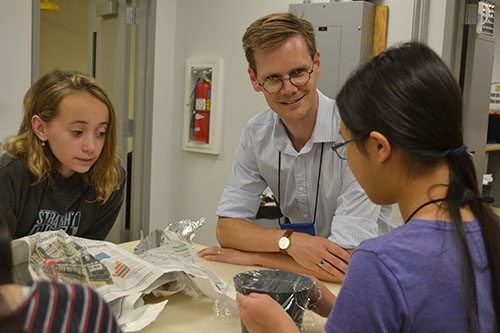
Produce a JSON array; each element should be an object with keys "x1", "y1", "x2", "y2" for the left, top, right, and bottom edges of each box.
[{"x1": 236, "y1": 42, "x2": 499, "y2": 332}]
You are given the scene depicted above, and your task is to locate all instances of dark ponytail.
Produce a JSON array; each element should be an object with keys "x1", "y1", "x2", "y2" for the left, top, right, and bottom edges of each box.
[
  {"x1": 446, "y1": 152, "x2": 500, "y2": 331},
  {"x1": 336, "y1": 42, "x2": 500, "y2": 332}
]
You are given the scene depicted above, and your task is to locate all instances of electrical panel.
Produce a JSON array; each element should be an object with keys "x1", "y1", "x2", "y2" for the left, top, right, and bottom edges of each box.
[
  {"x1": 477, "y1": 0, "x2": 495, "y2": 38},
  {"x1": 289, "y1": 1, "x2": 375, "y2": 99}
]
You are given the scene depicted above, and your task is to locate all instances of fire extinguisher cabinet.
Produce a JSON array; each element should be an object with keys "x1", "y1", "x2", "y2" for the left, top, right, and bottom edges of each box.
[{"x1": 183, "y1": 58, "x2": 224, "y2": 155}]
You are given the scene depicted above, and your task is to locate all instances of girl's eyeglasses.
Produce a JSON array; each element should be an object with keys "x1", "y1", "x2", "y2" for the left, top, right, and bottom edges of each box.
[{"x1": 331, "y1": 135, "x2": 365, "y2": 160}]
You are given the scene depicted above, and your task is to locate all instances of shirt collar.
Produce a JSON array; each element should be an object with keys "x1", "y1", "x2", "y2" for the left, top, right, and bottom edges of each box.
[
  {"x1": 312, "y1": 90, "x2": 341, "y2": 143},
  {"x1": 272, "y1": 89, "x2": 341, "y2": 153}
]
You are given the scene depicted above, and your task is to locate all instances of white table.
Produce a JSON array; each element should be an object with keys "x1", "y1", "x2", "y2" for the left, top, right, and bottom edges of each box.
[{"x1": 119, "y1": 241, "x2": 342, "y2": 332}]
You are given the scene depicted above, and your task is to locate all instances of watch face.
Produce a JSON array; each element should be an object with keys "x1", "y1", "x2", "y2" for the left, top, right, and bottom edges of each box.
[{"x1": 278, "y1": 236, "x2": 290, "y2": 250}]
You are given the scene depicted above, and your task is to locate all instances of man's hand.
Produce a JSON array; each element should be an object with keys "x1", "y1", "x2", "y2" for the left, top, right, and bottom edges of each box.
[
  {"x1": 198, "y1": 246, "x2": 345, "y2": 282},
  {"x1": 236, "y1": 292, "x2": 299, "y2": 333},
  {"x1": 197, "y1": 247, "x2": 258, "y2": 266},
  {"x1": 286, "y1": 232, "x2": 350, "y2": 281}
]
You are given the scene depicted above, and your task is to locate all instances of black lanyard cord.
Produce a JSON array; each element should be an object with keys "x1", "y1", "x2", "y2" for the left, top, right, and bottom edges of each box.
[
  {"x1": 405, "y1": 198, "x2": 447, "y2": 223},
  {"x1": 278, "y1": 142, "x2": 324, "y2": 224},
  {"x1": 312, "y1": 143, "x2": 324, "y2": 223}
]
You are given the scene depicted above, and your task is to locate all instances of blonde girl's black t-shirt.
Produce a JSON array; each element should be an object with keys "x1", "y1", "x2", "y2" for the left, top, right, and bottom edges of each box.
[{"x1": 0, "y1": 153, "x2": 125, "y2": 240}]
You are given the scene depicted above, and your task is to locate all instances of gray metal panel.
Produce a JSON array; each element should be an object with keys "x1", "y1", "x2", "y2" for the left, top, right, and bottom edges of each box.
[
  {"x1": 289, "y1": 2, "x2": 374, "y2": 99},
  {"x1": 462, "y1": 30, "x2": 495, "y2": 185},
  {"x1": 130, "y1": 0, "x2": 155, "y2": 240},
  {"x1": 31, "y1": 0, "x2": 40, "y2": 83},
  {"x1": 315, "y1": 26, "x2": 342, "y2": 98}
]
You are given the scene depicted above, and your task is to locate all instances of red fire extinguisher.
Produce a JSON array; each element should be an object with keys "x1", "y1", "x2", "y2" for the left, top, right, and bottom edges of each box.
[{"x1": 194, "y1": 77, "x2": 211, "y2": 143}]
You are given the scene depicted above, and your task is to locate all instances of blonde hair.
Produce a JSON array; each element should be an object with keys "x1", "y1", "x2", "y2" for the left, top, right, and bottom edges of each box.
[
  {"x1": 242, "y1": 12, "x2": 317, "y2": 74},
  {"x1": 3, "y1": 70, "x2": 122, "y2": 203}
]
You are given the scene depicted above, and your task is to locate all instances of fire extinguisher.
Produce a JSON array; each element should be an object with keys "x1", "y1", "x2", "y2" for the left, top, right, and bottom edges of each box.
[{"x1": 194, "y1": 77, "x2": 211, "y2": 143}]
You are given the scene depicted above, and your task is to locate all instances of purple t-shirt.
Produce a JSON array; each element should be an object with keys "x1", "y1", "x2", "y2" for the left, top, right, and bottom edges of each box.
[{"x1": 325, "y1": 219, "x2": 495, "y2": 332}]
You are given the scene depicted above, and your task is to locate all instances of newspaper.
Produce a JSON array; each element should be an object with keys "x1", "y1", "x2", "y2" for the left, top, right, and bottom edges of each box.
[
  {"x1": 11, "y1": 229, "x2": 235, "y2": 332},
  {"x1": 134, "y1": 229, "x2": 236, "y2": 300}
]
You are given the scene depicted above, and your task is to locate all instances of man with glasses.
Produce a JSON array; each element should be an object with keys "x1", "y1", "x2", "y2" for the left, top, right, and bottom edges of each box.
[{"x1": 198, "y1": 12, "x2": 393, "y2": 282}]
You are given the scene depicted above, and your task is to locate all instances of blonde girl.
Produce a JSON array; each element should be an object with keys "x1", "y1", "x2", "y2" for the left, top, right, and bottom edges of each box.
[{"x1": 0, "y1": 70, "x2": 124, "y2": 240}]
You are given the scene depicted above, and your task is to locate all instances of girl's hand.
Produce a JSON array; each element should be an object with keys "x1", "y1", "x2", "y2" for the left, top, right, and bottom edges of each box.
[
  {"x1": 236, "y1": 292, "x2": 300, "y2": 333},
  {"x1": 308, "y1": 277, "x2": 336, "y2": 317}
]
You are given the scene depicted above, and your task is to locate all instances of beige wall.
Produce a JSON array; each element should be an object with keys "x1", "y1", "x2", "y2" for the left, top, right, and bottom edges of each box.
[
  {"x1": 150, "y1": 0, "x2": 434, "y2": 246},
  {"x1": 0, "y1": 0, "x2": 456, "y2": 246},
  {"x1": 150, "y1": 0, "x2": 460, "y2": 246},
  {"x1": 40, "y1": 0, "x2": 89, "y2": 76},
  {"x1": 0, "y1": 1, "x2": 32, "y2": 142}
]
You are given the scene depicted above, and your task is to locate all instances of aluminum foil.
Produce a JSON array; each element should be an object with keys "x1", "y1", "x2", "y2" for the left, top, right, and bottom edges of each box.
[{"x1": 165, "y1": 216, "x2": 207, "y2": 243}]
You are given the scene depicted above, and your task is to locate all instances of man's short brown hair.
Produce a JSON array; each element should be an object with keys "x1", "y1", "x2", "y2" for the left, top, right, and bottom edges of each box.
[{"x1": 242, "y1": 12, "x2": 317, "y2": 75}]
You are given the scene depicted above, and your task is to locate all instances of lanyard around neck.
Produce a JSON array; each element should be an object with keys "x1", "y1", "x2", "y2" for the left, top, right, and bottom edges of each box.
[
  {"x1": 277, "y1": 142, "x2": 324, "y2": 224},
  {"x1": 405, "y1": 198, "x2": 447, "y2": 223}
]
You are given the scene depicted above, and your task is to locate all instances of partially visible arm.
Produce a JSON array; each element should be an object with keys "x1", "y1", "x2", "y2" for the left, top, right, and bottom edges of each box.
[
  {"x1": 216, "y1": 217, "x2": 284, "y2": 252},
  {"x1": 199, "y1": 245, "x2": 342, "y2": 282},
  {"x1": 78, "y1": 285, "x2": 123, "y2": 332},
  {"x1": 198, "y1": 217, "x2": 347, "y2": 281},
  {"x1": 236, "y1": 292, "x2": 299, "y2": 333},
  {"x1": 309, "y1": 278, "x2": 336, "y2": 317}
]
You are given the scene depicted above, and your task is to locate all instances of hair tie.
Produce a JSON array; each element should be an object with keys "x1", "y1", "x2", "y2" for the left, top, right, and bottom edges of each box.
[
  {"x1": 478, "y1": 196, "x2": 494, "y2": 204},
  {"x1": 459, "y1": 195, "x2": 494, "y2": 206},
  {"x1": 446, "y1": 145, "x2": 468, "y2": 157}
]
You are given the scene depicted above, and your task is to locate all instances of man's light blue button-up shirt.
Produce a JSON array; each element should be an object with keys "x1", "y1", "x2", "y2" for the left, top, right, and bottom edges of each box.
[{"x1": 217, "y1": 90, "x2": 393, "y2": 248}]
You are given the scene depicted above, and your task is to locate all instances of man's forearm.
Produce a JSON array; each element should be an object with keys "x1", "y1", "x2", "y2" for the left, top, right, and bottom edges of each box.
[
  {"x1": 216, "y1": 217, "x2": 345, "y2": 282},
  {"x1": 216, "y1": 217, "x2": 285, "y2": 252}
]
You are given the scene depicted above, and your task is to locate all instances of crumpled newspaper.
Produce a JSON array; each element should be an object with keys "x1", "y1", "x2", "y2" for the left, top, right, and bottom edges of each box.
[{"x1": 165, "y1": 216, "x2": 207, "y2": 243}]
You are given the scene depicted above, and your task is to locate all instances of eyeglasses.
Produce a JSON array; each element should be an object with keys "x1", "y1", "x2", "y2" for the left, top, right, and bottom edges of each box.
[
  {"x1": 331, "y1": 135, "x2": 364, "y2": 160},
  {"x1": 258, "y1": 64, "x2": 314, "y2": 93}
]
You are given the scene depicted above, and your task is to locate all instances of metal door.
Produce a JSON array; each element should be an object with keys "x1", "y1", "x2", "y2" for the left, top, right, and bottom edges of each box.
[{"x1": 88, "y1": 0, "x2": 153, "y2": 242}]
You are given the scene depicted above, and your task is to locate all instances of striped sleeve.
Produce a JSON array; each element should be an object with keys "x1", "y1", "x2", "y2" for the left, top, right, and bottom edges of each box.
[
  {"x1": 13, "y1": 282, "x2": 122, "y2": 333},
  {"x1": 14, "y1": 283, "x2": 39, "y2": 331},
  {"x1": 73, "y1": 284, "x2": 121, "y2": 333}
]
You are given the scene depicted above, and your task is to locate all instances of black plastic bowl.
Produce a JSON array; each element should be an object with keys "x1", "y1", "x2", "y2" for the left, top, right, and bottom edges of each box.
[{"x1": 234, "y1": 269, "x2": 314, "y2": 332}]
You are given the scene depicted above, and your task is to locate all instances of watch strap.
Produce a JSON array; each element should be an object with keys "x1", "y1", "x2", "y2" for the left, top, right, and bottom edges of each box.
[{"x1": 283, "y1": 229, "x2": 294, "y2": 239}]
